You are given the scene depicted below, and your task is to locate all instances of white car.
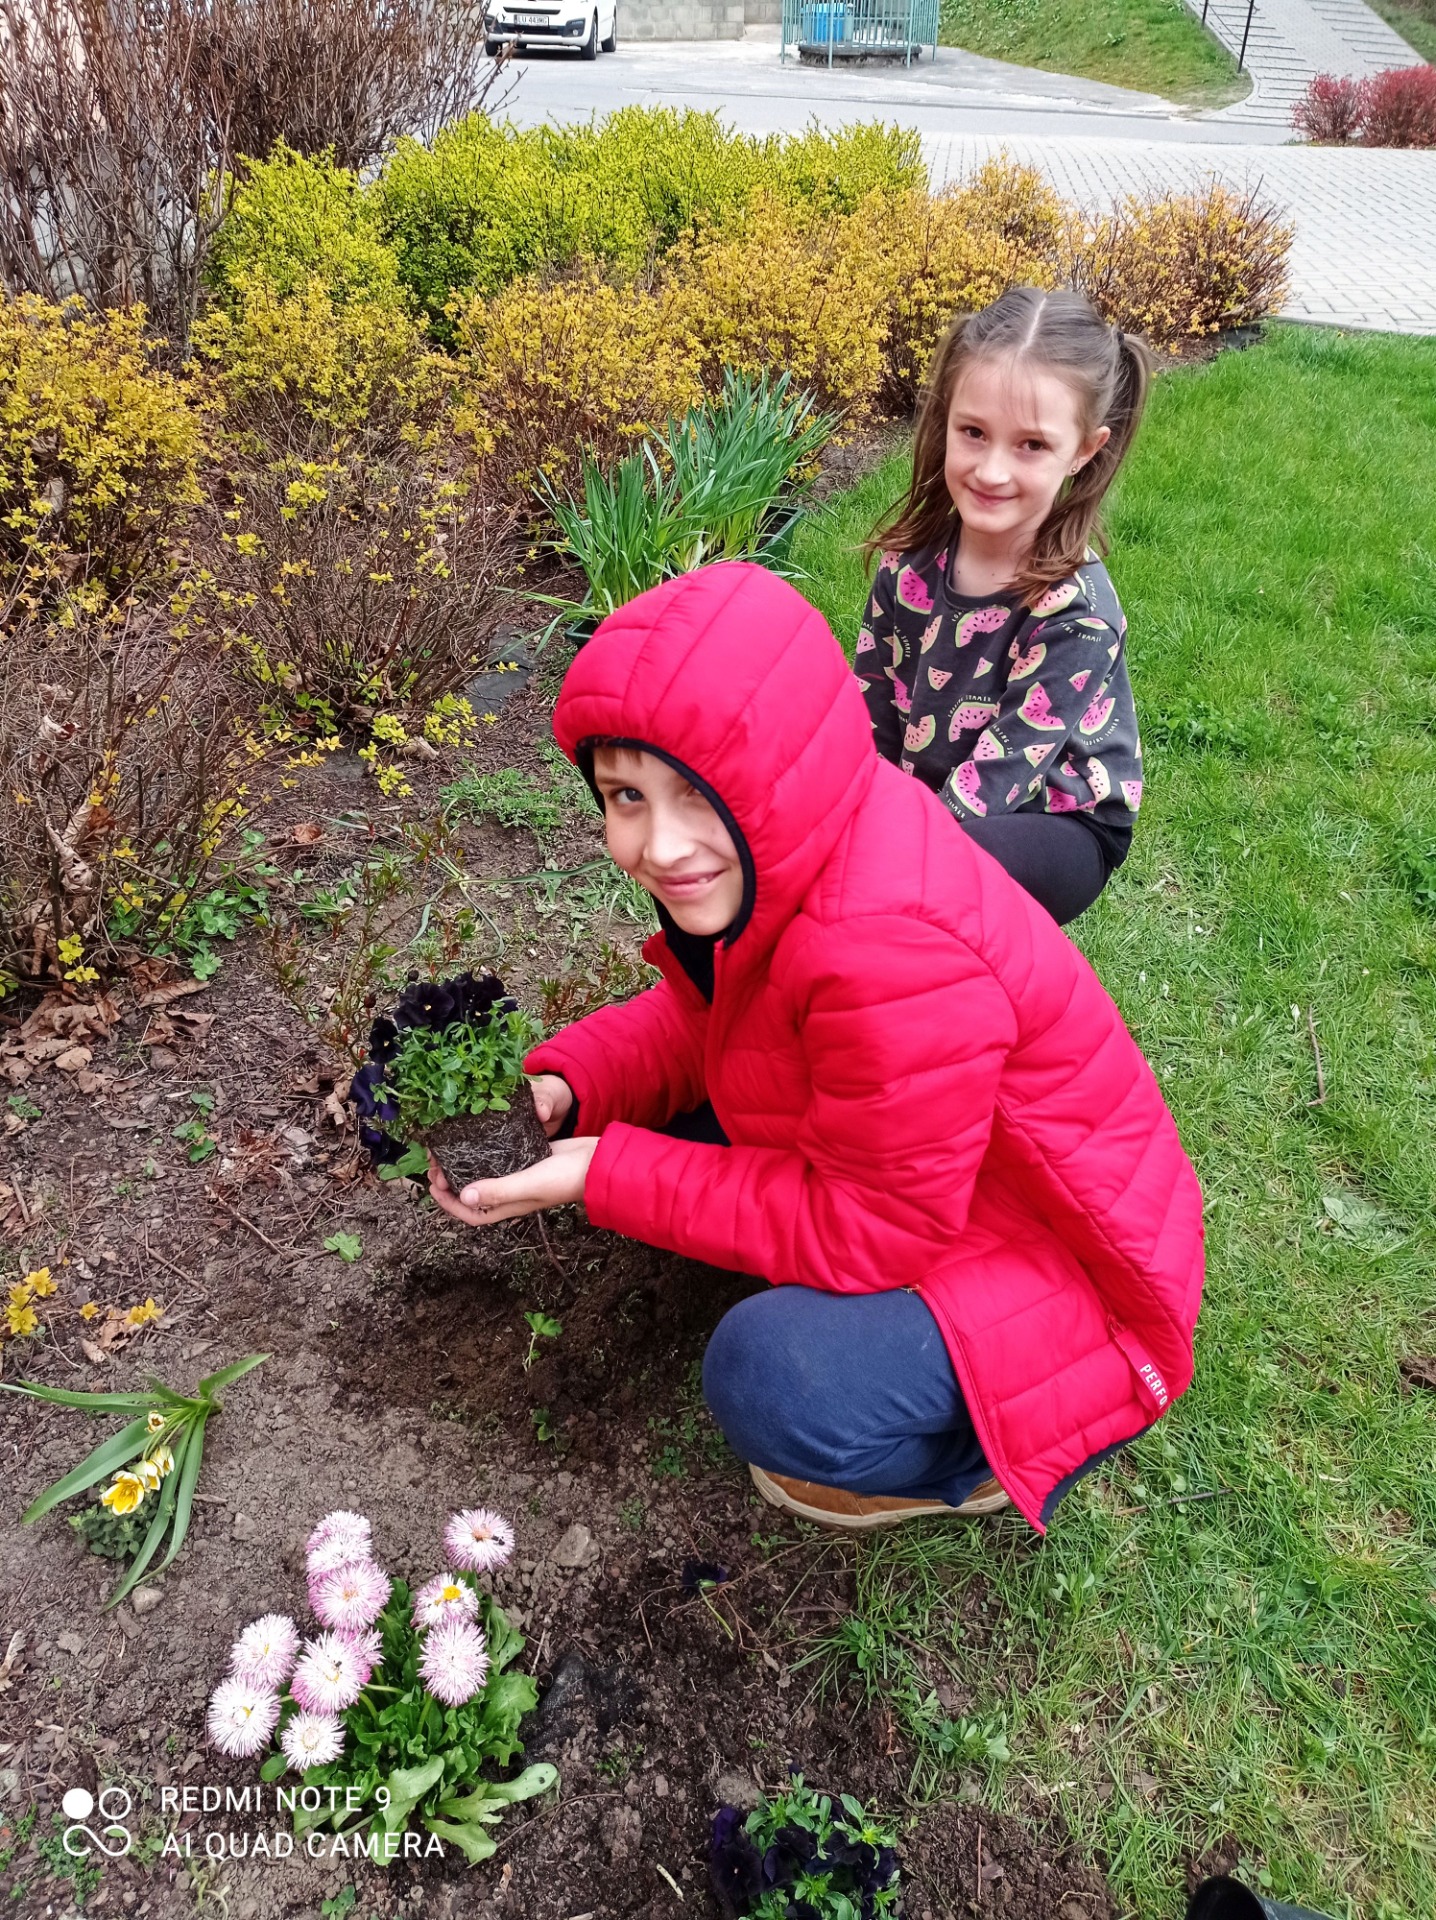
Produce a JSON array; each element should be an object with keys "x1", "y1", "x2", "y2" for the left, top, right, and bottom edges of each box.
[{"x1": 486, "y1": 0, "x2": 619, "y2": 57}]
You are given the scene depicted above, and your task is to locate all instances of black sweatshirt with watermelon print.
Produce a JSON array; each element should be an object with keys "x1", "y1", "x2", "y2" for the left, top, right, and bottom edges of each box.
[{"x1": 856, "y1": 542, "x2": 1143, "y2": 871}]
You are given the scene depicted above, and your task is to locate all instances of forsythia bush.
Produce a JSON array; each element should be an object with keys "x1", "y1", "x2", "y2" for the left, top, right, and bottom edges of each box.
[
  {"x1": 208, "y1": 145, "x2": 400, "y2": 307},
  {"x1": 453, "y1": 272, "x2": 706, "y2": 491},
  {"x1": 1067, "y1": 185, "x2": 1292, "y2": 344},
  {"x1": 668, "y1": 195, "x2": 893, "y2": 415},
  {"x1": 875, "y1": 164, "x2": 1064, "y2": 406},
  {"x1": 374, "y1": 110, "x2": 924, "y2": 336},
  {"x1": 0, "y1": 296, "x2": 203, "y2": 607}
]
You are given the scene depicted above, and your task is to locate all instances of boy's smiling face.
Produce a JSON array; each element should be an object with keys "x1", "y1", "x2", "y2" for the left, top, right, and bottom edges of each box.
[{"x1": 592, "y1": 746, "x2": 744, "y2": 937}]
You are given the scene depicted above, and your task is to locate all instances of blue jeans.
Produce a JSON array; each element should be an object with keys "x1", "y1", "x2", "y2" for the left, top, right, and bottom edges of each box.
[{"x1": 702, "y1": 1284, "x2": 991, "y2": 1508}]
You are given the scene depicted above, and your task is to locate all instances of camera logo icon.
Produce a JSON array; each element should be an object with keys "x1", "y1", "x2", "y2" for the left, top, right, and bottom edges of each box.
[{"x1": 61, "y1": 1786, "x2": 133, "y2": 1859}]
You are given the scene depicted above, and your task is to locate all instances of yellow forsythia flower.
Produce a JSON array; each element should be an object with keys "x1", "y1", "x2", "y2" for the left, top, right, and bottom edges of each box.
[
  {"x1": 5, "y1": 1302, "x2": 38, "y2": 1337},
  {"x1": 26, "y1": 1268, "x2": 57, "y2": 1297},
  {"x1": 80, "y1": 1301, "x2": 101, "y2": 1320},
  {"x1": 125, "y1": 1297, "x2": 164, "y2": 1328}
]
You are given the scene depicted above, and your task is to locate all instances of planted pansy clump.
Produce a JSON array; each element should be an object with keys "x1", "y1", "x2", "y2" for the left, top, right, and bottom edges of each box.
[
  {"x1": 350, "y1": 970, "x2": 548, "y2": 1192},
  {"x1": 711, "y1": 1774, "x2": 901, "y2": 1920}
]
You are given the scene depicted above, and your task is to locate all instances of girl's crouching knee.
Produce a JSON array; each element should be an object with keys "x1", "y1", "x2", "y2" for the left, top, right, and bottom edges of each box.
[{"x1": 702, "y1": 1290, "x2": 809, "y2": 1468}]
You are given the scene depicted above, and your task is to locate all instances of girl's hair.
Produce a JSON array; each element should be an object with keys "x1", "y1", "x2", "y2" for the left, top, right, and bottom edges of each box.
[{"x1": 867, "y1": 286, "x2": 1152, "y2": 606}]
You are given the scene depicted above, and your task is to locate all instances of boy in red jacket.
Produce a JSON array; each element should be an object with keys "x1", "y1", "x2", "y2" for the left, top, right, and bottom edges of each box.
[{"x1": 431, "y1": 563, "x2": 1204, "y2": 1532}]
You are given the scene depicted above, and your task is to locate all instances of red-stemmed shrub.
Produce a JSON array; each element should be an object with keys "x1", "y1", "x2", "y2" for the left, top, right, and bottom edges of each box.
[
  {"x1": 1357, "y1": 65, "x2": 1436, "y2": 148},
  {"x1": 1292, "y1": 73, "x2": 1363, "y2": 144},
  {"x1": 1294, "y1": 66, "x2": 1436, "y2": 147}
]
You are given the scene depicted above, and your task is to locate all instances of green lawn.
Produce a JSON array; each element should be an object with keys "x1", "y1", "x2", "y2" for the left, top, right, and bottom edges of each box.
[
  {"x1": 1366, "y1": 0, "x2": 1436, "y2": 62},
  {"x1": 792, "y1": 326, "x2": 1436, "y2": 1920},
  {"x1": 939, "y1": 0, "x2": 1249, "y2": 107}
]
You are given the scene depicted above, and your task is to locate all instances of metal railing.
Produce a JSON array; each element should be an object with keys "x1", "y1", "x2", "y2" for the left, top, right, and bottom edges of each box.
[
  {"x1": 780, "y1": 0, "x2": 940, "y2": 67},
  {"x1": 1199, "y1": 0, "x2": 1258, "y2": 72}
]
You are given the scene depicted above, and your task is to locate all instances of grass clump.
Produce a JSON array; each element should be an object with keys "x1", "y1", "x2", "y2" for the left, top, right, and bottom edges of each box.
[
  {"x1": 939, "y1": 0, "x2": 1247, "y2": 107},
  {"x1": 797, "y1": 325, "x2": 1436, "y2": 1920}
]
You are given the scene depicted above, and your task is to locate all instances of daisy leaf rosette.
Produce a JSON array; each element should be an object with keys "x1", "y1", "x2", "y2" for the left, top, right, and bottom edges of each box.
[{"x1": 348, "y1": 970, "x2": 540, "y2": 1174}]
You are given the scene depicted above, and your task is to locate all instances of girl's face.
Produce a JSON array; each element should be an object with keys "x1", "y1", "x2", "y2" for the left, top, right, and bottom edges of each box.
[
  {"x1": 592, "y1": 746, "x2": 745, "y2": 937},
  {"x1": 944, "y1": 354, "x2": 1110, "y2": 557}
]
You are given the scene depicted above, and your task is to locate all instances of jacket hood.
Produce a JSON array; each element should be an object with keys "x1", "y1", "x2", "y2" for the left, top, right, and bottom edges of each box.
[{"x1": 552, "y1": 563, "x2": 877, "y2": 981}]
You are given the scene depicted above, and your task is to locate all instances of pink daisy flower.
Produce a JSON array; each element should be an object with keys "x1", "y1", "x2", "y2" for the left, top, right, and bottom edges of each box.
[
  {"x1": 229, "y1": 1614, "x2": 299, "y2": 1692},
  {"x1": 337, "y1": 1627, "x2": 382, "y2": 1681},
  {"x1": 290, "y1": 1632, "x2": 368, "y2": 1714},
  {"x1": 306, "y1": 1510, "x2": 372, "y2": 1576},
  {"x1": 412, "y1": 1573, "x2": 480, "y2": 1632},
  {"x1": 443, "y1": 1508, "x2": 514, "y2": 1574},
  {"x1": 280, "y1": 1710, "x2": 346, "y2": 1773},
  {"x1": 207, "y1": 1677, "x2": 280, "y2": 1759},
  {"x1": 310, "y1": 1558, "x2": 390, "y2": 1634},
  {"x1": 419, "y1": 1618, "x2": 489, "y2": 1707}
]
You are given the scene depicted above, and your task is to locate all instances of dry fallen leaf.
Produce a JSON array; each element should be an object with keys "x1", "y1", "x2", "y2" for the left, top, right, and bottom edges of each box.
[
  {"x1": 135, "y1": 979, "x2": 209, "y2": 1010},
  {"x1": 55, "y1": 1045, "x2": 93, "y2": 1073},
  {"x1": 291, "y1": 821, "x2": 324, "y2": 845},
  {"x1": 80, "y1": 1338, "x2": 108, "y2": 1365}
]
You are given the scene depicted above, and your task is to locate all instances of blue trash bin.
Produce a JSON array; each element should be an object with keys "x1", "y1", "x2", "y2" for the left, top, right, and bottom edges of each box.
[{"x1": 800, "y1": 2, "x2": 848, "y2": 40}]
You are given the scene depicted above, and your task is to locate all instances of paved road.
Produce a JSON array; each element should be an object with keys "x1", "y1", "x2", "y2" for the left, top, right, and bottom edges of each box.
[
  {"x1": 497, "y1": 33, "x2": 1286, "y2": 144},
  {"x1": 924, "y1": 133, "x2": 1436, "y2": 334}
]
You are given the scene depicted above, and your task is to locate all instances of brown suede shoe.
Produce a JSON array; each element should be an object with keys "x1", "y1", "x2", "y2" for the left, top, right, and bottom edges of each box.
[{"x1": 749, "y1": 1464, "x2": 1010, "y2": 1531}]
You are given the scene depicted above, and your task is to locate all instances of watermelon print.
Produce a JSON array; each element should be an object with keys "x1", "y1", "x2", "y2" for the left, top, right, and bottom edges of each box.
[
  {"x1": 855, "y1": 545, "x2": 1141, "y2": 839},
  {"x1": 855, "y1": 628, "x2": 877, "y2": 655},
  {"x1": 1028, "y1": 578, "x2": 1081, "y2": 617},
  {"x1": 1008, "y1": 639, "x2": 1046, "y2": 682},
  {"x1": 954, "y1": 604, "x2": 1010, "y2": 649},
  {"x1": 948, "y1": 700, "x2": 999, "y2": 738},
  {"x1": 949, "y1": 761, "x2": 987, "y2": 815},
  {"x1": 1018, "y1": 682, "x2": 1067, "y2": 730},
  {"x1": 896, "y1": 566, "x2": 935, "y2": 613}
]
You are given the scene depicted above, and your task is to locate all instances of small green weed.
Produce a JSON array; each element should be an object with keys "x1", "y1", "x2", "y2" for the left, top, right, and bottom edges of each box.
[
  {"x1": 172, "y1": 1090, "x2": 217, "y2": 1163},
  {"x1": 323, "y1": 1231, "x2": 363, "y2": 1262},
  {"x1": 34, "y1": 1815, "x2": 102, "y2": 1904},
  {"x1": 442, "y1": 766, "x2": 568, "y2": 844},
  {"x1": 522, "y1": 1310, "x2": 562, "y2": 1370}
]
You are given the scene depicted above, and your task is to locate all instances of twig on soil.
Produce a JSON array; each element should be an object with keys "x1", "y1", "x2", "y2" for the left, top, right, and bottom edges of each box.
[
  {"x1": 976, "y1": 1824, "x2": 983, "y2": 1905},
  {"x1": 204, "y1": 1190, "x2": 292, "y2": 1263},
  {"x1": 533, "y1": 1211, "x2": 569, "y2": 1278},
  {"x1": 143, "y1": 1234, "x2": 196, "y2": 1291},
  {"x1": 1306, "y1": 1005, "x2": 1328, "y2": 1107},
  {"x1": 488, "y1": 1789, "x2": 624, "y2": 1860},
  {"x1": 654, "y1": 1863, "x2": 685, "y2": 1901}
]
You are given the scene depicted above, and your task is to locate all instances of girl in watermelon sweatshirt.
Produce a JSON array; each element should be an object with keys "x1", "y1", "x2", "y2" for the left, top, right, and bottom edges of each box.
[
  {"x1": 857, "y1": 286, "x2": 1150, "y2": 925},
  {"x1": 429, "y1": 562, "x2": 1205, "y2": 1536}
]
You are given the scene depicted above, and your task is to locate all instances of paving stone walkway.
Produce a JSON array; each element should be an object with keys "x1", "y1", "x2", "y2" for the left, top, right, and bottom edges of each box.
[
  {"x1": 924, "y1": 132, "x2": 1436, "y2": 334},
  {"x1": 1195, "y1": 0, "x2": 1425, "y2": 124}
]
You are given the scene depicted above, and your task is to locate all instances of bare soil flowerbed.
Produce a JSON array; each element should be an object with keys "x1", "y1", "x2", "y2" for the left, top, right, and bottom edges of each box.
[{"x1": 0, "y1": 672, "x2": 1114, "y2": 1920}]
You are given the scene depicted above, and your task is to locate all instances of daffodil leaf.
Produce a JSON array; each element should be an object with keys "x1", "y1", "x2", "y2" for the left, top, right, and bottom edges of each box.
[
  {"x1": 109, "y1": 1444, "x2": 182, "y2": 1605},
  {"x1": 154, "y1": 1419, "x2": 203, "y2": 1576},
  {"x1": 19, "y1": 1416, "x2": 152, "y2": 1523},
  {"x1": 0, "y1": 1382, "x2": 158, "y2": 1413},
  {"x1": 196, "y1": 1352, "x2": 269, "y2": 1399}
]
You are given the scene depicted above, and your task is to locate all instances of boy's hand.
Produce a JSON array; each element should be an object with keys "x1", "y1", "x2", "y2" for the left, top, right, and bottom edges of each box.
[
  {"x1": 529, "y1": 1073, "x2": 574, "y2": 1137},
  {"x1": 427, "y1": 1137, "x2": 598, "y2": 1227}
]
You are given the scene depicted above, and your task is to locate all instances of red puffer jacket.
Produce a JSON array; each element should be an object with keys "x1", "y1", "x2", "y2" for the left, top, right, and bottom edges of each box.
[{"x1": 527, "y1": 564, "x2": 1204, "y2": 1529}]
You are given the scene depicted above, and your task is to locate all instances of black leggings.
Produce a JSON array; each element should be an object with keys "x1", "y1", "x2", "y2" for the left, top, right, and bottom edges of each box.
[{"x1": 961, "y1": 814, "x2": 1110, "y2": 926}]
